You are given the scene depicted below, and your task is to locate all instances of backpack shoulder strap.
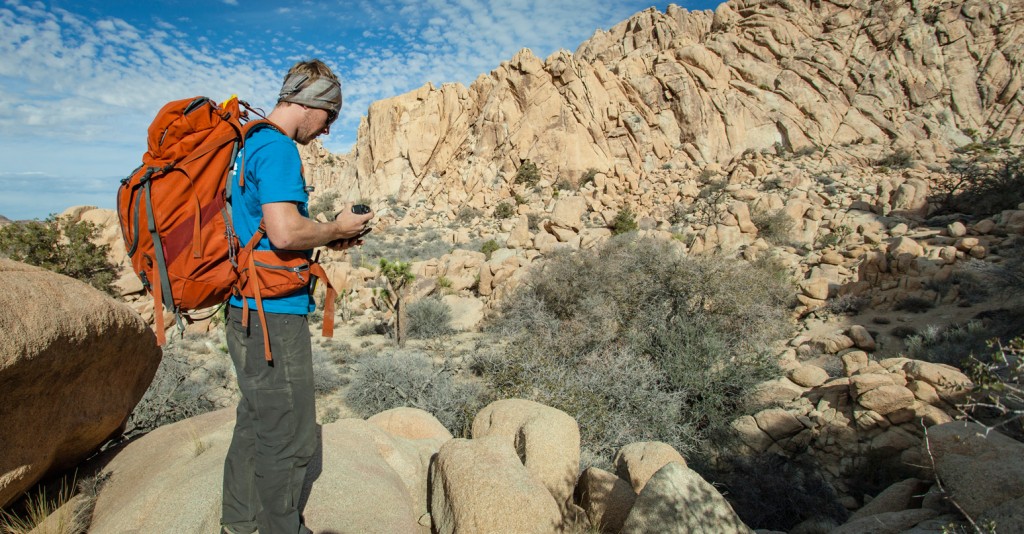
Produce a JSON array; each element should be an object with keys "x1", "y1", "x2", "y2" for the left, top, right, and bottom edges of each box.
[{"x1": 236, "y1": 119, "x2": 287, "y2": 187}]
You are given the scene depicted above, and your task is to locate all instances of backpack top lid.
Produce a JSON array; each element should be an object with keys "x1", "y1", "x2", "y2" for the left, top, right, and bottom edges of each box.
[{"x1": 144, "y1": 96, "x2": 241, "y2": 165}]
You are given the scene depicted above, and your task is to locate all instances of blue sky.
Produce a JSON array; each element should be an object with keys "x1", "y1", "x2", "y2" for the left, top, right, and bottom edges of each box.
[{"x1": 0, "y1": 0, "x2": 723, "y2": 220}]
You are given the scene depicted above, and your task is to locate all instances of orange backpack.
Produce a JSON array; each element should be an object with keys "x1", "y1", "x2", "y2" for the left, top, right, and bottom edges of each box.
[{"x1": 117, "y1": 96, "x2": 336, "y2": 360}]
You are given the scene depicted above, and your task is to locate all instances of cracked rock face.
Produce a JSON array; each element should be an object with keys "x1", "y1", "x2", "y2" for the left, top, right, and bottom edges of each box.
[{"x1": 305, "y1": 0, "x2": 1023, "y2": 213}]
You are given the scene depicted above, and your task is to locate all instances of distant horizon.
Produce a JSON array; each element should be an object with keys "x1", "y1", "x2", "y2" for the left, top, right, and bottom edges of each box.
[{"x1": 0, "y1": 0, "x2": 725, "y2": 221}]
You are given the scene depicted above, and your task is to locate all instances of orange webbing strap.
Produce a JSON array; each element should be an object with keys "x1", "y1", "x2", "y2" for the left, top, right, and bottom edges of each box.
[
  {"x1": 309, "y1": 263, "x2": 337, "y2": 338},
  {"x1": 248, "y1": 249, "x2": 274, "y2": 363},
  {"x1": 152, "y1": 271, "x2": 167, "y2": 346},
  {"x1": 239, "y1": 221, "x2": 273, "y2": 362}
]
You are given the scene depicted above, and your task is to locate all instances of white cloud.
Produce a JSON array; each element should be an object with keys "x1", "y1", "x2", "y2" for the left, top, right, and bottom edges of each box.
[{"x1": 0, "y1": 0, "x2": 704, "y2": 219}]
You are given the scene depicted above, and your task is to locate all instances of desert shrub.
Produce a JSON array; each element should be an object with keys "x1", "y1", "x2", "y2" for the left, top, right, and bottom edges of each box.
[
  {"x1": 609, "y1": 207, "x2": 638, "y2": 235},
  {"x1": 815, "y1": 224, "x2": 852, "y2": 250},
  {"x1": 349, "y1": 228, "x2": 453, "y2": 265},
  {"x1": 691, "y1": 180, "x2": 729, "y2": 226},
  {"x1": 964, "y1": 253, "x2": 1024, "y2": 297},
  {"x1": 711, "y1": 453, "x2": 848, "y2": 531},
  {"x1": 697, "y1": 168, "x2": 718, "y2": 182},
  {"x1": 554, "y1": 174, "x2": 575, "y2": 192},
  {"x1": 667, "y1": 202, "x2": 688, "y2": 225},
  {"x1": 355, "y1": 322, "x2": 381, "y2": 337},
  {"x1": 891, "y1": 325, "x2": 919, "y2": 339},
  {"x1": 345, "y1": 350, "x2": 482, "y2": 435},
  {"x1": 905, "y1": 310, "x2": 1024, "y2": 368},
  {"x1": 480, "y1": 239, "x2": 499, "y2": 260},
  {"x1": 125, "y1": 343, "x2": 221, "y2": 436},
  {"x1": 751, "y1": 208, "x2": 795, "y2": 245},
  {"x1": 308, "y1": 190, "x2": 341, "y2": 221},
  {"x1": 875, "y1": 148, "x2": 915, "y2": 169},
  {"x1": 456, "y1": 206, "x2": 482, "y2": 222},
  {"x1": 476, "y1": 235, "x2": 791, "y2": 464},
  {"x1": 406, "y1": 297, "x2": 454, "y2": 339},
  {"x1": 930, "y1": 144, "x2": 1024, "y2": 216},
  {"x1": 312, "y1": 346, "x2": 346, "y2": 395},
  {"x1": 526, "y1": 213, "x2": 541, "y2": 231},
  {"x1": 925, "y1": 268, "x2": 990, "y2": 305},
  {"x1": 493, "y1": 202, "x2": 516, "y2": 219},
  {"x1": 580, "y1": 168, "x2": 599, "y2": 188},
  {"x1": 514, "y1": 160, "x2": 541, "y2": 188},
  {"x1": 473, "y1": 342, "x2": 691, "y2": 467},
  {"x1": 0, "y1": 215, "x2": 118, "y2": 295},
  {"x1": 821, "y1": 294, "x2": 870, "y2": 316}
]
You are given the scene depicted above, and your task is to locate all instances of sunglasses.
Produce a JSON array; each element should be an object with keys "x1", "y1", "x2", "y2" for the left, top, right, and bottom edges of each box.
[{"x1": 325, "y1": 108, "x2": 338, "y2": 126}]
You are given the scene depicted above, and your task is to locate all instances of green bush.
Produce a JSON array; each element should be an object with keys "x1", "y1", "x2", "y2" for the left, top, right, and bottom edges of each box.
[
  {"x1": 406, "y1": 297, "x2": 454, "y2": 339},
  {"x1": 514, "y1": 160, "x2": 541, "y2": 188},
  {"x1": 609, "y1": 207, "x2": 638, "y2": 235},
  {"x1": 711, "y1": 453, "x2": 848, "y2": 531},
  {"x1": 345, "y1": 350, "x2": 482, "y2": 435},
  {"x1": 477, "y1": 236, "x2": 791, "y2": 464},
  {"x1": 494, "y1": 202, "x2": 516, "y2": 219},
  {"x1": 480, "y1": 239, "x2": 499, "y2": 260},
  {"x1": 0, "y1": 215, "x2": 118, "y2": 295}
]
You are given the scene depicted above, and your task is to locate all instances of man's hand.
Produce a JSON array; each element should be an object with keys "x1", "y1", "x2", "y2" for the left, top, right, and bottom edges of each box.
[
  {"x1": 262, "y1": 201, "x2": 374, "y2": 250},
  {"x1": 332, "y1": 203, "x2": 375, "y2": 238}
]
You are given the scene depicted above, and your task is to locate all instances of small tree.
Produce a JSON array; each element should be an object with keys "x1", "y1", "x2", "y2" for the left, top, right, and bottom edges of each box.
[
  {"x1": 514, "y1": 160, "x2": 541, "y2": 188},
  {"x1": 373, "y1": 259, "x2": 415, "y2": 346},
  {"x1": 480, "y1": 239, "x2": 499, "y2": 260},
  {"x1": 0, "y1": 215, "x2": 118, "y2": 295},
  {"x1": 929, "y1": 143, "x2": 1024, "y2": 216},
  {"x1": 610, "y1": 207, "x2": 638, "y2": 235},
  {"x1": 494, "y1": 202, "x2": 516, "y2": 219}
]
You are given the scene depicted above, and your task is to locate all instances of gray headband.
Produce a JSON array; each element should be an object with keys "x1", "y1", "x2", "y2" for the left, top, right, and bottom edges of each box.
[{"x1": 278, "y1": 73, "x2": 342, "y2": 117}]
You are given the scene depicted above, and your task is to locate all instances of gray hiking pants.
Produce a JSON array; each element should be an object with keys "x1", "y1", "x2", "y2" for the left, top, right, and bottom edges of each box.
[{"x1": 221, "y1": 306, "x2": 316, "y2": 534}]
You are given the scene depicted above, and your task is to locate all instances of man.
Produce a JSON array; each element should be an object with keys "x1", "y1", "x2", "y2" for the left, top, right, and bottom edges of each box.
[{"x1": 221, "y1": 59, "x2": 372, "y2": 534}]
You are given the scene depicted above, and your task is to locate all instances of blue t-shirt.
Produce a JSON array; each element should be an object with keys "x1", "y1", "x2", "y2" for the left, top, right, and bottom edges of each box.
[{"x1": 228, "y1": 125, "x2": 315, "y2": 315}]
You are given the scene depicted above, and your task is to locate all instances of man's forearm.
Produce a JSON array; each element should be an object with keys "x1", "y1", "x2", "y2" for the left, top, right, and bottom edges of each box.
[{"x1": 262, "y1": 202, "x2": 360, "y2": 250}]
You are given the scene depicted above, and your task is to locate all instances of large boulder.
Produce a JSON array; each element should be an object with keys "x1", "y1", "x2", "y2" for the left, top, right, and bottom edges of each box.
[
  {"x1": 472, "y1": 399, "x2": 580, "y2": 509},
  {"x1": 88, "y1": 409, "x2": 441, "y2": 532},
  {"x1": 613, "y1": 441, "x2": 688, "y2": 494},
  {"x1": 575, "y1": 467, "x2": 636, "y2": 533},
  {"x1": 429, "y1": 436, "x2": 562, "y2": 534},
  {"x1": 0, "y1": 259, "x2": 161, "y2": 507},
  {"x1": 620, "y1": 462, "x2": 753, "y2": 534},
  {"x1": 927, "y1": 421, "x2": 1024, "y2": 523}
]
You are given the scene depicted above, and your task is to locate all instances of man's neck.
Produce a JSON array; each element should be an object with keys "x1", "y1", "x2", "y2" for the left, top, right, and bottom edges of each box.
[{"x1": 266, "y1": 105, "x2": 302, "y2": 141}]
